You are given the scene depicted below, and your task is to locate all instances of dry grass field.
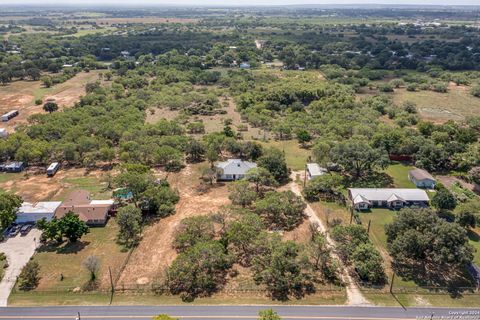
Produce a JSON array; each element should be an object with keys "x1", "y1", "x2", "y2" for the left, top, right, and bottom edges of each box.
[
  {"x1": 0, "y1": 70, "x2": 103, "y2": 133},
  {"x1": 392, "y1": 83, "x2": 480, "y2": 123}
]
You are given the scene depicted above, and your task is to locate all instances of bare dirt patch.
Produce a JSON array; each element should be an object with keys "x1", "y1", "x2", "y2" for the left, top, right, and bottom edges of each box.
[
  {"x1": 0, "y1": 71, "x2": 102, "y2": 132},
  {"x1": 117, "y1": 163, "x2": 231, "y2": 286},
  {"x1": 0, "y1": 167, "x2": 109, "y2": 203}
]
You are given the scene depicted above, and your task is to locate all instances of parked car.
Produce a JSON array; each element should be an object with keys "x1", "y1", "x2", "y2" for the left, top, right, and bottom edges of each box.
[
  {"x1": 20, "y1": 224, "x2": 33, "y2": 236},
  {"x1": 2, "y1": 226, "x2": 13, "y2": 239},
  {"x1": 9, "y1": 225, "x2": 20, "y2": 237}
]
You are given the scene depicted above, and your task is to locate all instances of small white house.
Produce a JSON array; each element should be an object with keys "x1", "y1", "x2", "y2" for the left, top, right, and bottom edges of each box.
[
  {"x1": 306, "y1": 163, "x2": 327, "y2": 180},
  {"x1": 408, "y1": 168, "x2": 436, "y2": 189},
  {"x1": 16, "y1": 201, "x2": 62, "y2": 224},
  {"x1": 215, "y1": 159, "x2": 257, "y2": 181}
]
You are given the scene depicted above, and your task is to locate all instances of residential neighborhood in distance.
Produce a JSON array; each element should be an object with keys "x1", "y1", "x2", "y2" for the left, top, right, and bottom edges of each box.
[{"x1": 0, "y1": 2, "x2": 479, "y2": 319}]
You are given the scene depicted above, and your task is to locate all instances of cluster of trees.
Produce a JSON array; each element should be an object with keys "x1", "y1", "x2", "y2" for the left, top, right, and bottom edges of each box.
[
  {"x1": 167, "y1": 211, "x2": 339, "y2": 301},
  {"x1": 37, "y1": 212, "x2": 89, "y2": 243},
  {"x1": 331, "y1": 224, "x2": 386, "y2": 285},
  {"x1": 0, "y1": 191, "x2": 22, "y2": 232},
  {"x1": 385, "y1": 208, "x2": 474, "y2": 286}
]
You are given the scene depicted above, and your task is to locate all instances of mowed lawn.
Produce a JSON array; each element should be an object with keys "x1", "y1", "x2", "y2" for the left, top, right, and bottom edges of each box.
[
  {"x1": 259, "y1": 139, "x2": 312, "y2": 171},
  {"x1": 20, "y1": 220, "x2": 128, "y2": 292},
  {"x1": 468, "y1": 227, "x2": 480, "y2": 266},
  {"x1": 392, "y1": 86, "x2": 480, "y2": 123},
  {"x1": 383, "y1": 163, "x2": 416, "y2": 188}
]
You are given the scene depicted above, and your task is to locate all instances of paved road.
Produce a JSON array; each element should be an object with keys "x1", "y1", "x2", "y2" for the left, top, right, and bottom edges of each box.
[
  {"x1": 0, "y1": 305, "x2": 479, "y2": 320},
  {"x1": 0, "y1": 229, "x2": 41, "y2": 307}
]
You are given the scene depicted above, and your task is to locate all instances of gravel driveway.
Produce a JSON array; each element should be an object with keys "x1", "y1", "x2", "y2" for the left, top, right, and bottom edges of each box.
[{"x1": 0, "y1": 229, "x2": 41, "y2": 306}]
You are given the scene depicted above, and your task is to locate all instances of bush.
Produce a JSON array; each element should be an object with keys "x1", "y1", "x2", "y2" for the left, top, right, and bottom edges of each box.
[
  {"x1": 19, "y1": 260, "x2": 40, "y2": 291},
  {"x1": 34, "y1": 99, "x2": 43, "y2": 105}
]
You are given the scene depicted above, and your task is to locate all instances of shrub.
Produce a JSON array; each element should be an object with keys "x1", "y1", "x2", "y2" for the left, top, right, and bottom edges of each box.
[{"x1": 19, "y1": 260, "x2": 40, "y2": 291}]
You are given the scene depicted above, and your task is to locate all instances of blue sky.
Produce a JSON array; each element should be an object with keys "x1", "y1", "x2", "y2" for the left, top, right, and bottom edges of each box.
[{"x1": 1, "y1": 0, "x2": 479, "y2": 5}]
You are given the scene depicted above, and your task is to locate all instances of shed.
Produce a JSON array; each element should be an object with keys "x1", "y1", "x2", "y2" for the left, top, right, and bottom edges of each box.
[
  {"x1": 408, "y1": 168, "x2": 436, "y2": 189},
  {"x1": 306, "y1": 163, "x2": 327, "y2": 179}
]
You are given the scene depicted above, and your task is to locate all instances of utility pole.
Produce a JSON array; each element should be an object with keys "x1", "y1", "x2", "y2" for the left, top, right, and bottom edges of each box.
[
  {"x1": 108, "y1": 266, "x2": 114, "y2": 305},
  {"x1": 303, "y1": 164, "x2": 307, "y2": 187},
  {"x1": 389, "y1": 272, "x2": 395, "y2": 294},
  {"x1": 76, "y1": 312, "x2": 81, "y2": 320},
  {"x1": 349, "y1": 207, "x2": 354, "y2": 224},
  {"x1": 367, "y1": 220, "x2": 371, "y2": 234}
]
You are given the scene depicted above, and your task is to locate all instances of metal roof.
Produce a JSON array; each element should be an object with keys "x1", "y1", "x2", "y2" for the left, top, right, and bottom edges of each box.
[
  {"x1": 215, "y1": 159, "x2": 257, "y2": 175},
  {"x1": 307, "y1": 163, "x2": 327, "y2": 177},
  {"x1": 409, "y1": 168, "x2": 436, "y2": 181},
  {"x1": 18, "y1": 201, "x2": 62, "y2": 214},
  {"x1": 348, "y1": 188, "x2": 429, "y2": 202}
]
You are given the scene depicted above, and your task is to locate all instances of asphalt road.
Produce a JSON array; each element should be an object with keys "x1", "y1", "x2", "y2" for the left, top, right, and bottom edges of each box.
[{"x1": 0, "y1": 305, "x2": 479, "y2": 320}]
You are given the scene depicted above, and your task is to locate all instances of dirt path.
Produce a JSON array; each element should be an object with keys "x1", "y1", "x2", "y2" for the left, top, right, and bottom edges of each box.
[
  {"x1": 117, "y1": 165, "x2": 230, "y2": 286},
  {"x1": 289, "y1": 171, "x2": 370, "y2": 306}
]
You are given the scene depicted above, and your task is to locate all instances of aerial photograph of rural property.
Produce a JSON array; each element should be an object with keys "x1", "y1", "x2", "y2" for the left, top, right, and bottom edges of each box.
[{"x1": 0, "y1": 0, "x2": 479, "y2": 319}]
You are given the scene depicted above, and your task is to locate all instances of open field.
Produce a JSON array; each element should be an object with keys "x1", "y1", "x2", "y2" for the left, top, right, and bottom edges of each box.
[
  {"x1": 16, "y1": 220, "x2": 128, "y2": 292},
  {"x1": 0, "y1": 70, "x2": 103, "y2": 133},
  {"x1": 392, "y1": 84, "x2": 480, "y2": 123},
  {"x1": 82, "y1": 17, "x2": 198, "y2": 25},
  {"x1": 0, "y1": 167, "x2": 111, "y2": 203}
]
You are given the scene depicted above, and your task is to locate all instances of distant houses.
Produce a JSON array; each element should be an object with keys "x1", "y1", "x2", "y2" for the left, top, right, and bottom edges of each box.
[
  {"x1": 349, "y1": 188, "x2": 430, "y2": 210},
  {"x1": 215, "y1": 159, "x2": 257, "y2": 181},
  {"x1": 408, "y1": 168, "x2": 436, "y2": 189},
  {"x1": 306, "y1": 163, "x2": 327, "y2": 180}
]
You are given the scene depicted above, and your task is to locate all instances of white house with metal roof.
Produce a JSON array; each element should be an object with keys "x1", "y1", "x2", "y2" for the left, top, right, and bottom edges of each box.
[
  {"x1": 306, "y1": 163, "x2": 327, "y2": 180},
  {"x1": 16, "y1": 201, "x2": 62, "y2": 224},
  {"x1": 215, "y1": 159, "x2": 257, "y2": 181},
  {"x1": 348, "y1": 188, "x2": 430, "y2": 210}
]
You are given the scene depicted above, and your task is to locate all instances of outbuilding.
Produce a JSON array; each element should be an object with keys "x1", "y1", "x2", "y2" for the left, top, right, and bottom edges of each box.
[
  {"x1": 408, "y1": 168, "x2": 436, "y2": 189},
  {"x1": 306, "y1": 163, "x2": 327, "y2": 180},
  {"x1": 16, "y1": 201, "x2": 62, "y2": 224}
]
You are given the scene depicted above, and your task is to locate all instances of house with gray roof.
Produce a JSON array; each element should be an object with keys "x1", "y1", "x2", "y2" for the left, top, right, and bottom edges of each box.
[
  {"x1": 348, "y1": 188, "x2": 430, "y2": 210},
  {"x1": 306, "y1": 163, "x2": 327, "y2": 180},
  {"x1": 215, "y1": 159, "x2": 257, "y2": 181},
  {"x1": 408, "y1": 168, "x2": 436, "y2": 189}
]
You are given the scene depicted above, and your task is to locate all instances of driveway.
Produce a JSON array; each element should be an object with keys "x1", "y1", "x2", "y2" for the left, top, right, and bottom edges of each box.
[
  {"x1": 0, "y1": 228, "x2": 41, "y2": 306},
  {"x1": 289, "y1": 171, "x2": 370, "y2": 306}
]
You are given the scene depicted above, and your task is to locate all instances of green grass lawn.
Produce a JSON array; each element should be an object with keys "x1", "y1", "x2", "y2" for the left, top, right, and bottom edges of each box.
[
  {"x1": 383, "y1": 163, "x2": 416, "y2": 188},
  {"x1": 259, "y1": 139, "x2": 312, "y2": 171},
  {"x1": 468, "y1": 227, "x2": 480, "y2": 266},
  {"x1": 20, "y1": 220, "x2": 128, "y2": 292},
  {"x1": 58, "y1": 176, "x2": 112, "y2": 200},
  {"x1": 9, "y1": 290, "x2": 346, "y2": 306}
]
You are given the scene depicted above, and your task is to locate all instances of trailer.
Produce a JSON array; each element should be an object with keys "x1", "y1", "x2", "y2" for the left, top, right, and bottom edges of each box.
[
  {"x1": 46, "y1": 162, "x2": 60, "y2": 177},
  {"x1": 1, "y1": 110, "x2": 19, "y2": 122}
]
